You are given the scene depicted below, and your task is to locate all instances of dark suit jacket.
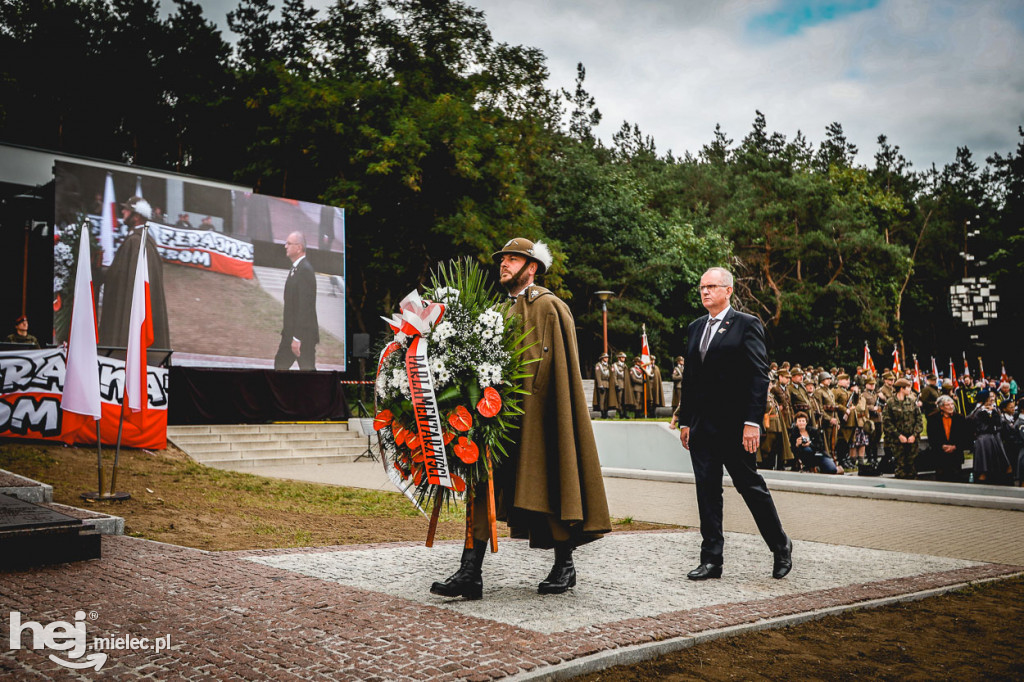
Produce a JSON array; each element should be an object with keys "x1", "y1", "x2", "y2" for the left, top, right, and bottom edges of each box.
[
  {"x1": 676, "y1": 307, "x2": 769, "y2": 443},
  {"x1": 282, "y1": 257, "x2": 319, "y2": 346},
  {"x1": 925, "y1": 411, "x2": 971, "y2": 454}
]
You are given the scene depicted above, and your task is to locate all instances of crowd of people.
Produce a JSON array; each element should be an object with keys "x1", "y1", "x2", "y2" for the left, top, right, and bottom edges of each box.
[{"x1": 593, "y1": 353, "x2": 1023, "y2": 487}]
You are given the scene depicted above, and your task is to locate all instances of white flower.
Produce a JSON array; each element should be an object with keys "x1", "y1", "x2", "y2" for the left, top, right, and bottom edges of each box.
[
  {"x1": 476, "y1": 362, "x2": 502, "y2": 388},
  {"x1": 432, "y1": 321, "x2": 456, "y2": 345},
  {"x1": 434, "y1": 287, "x2": 460, "y2": 304}
]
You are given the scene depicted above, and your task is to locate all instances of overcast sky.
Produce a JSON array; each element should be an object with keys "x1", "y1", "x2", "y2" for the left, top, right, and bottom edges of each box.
[{"x1": 194, "y1": 0, "x2": 1024, "y2": 171}]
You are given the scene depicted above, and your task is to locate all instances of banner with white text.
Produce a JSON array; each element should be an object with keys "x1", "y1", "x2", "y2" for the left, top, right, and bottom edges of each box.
[{"x1": 0, "y1": 348, "x2": 168, "y2": 449}]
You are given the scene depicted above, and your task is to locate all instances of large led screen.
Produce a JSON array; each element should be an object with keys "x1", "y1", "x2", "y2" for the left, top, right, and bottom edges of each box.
[{"x1": 53, "y1": 160, "x2": 346, "y2": 371}]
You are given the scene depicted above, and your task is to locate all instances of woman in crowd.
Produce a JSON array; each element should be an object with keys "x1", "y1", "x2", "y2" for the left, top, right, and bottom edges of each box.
[
  {"x1": 847, "y1": 388, "x2": 871, "y2": 468},
  {"x1": 968, "y1": 391, "x2": 1011, "y2": 484},
  {"x1": 789, "y1": 411, "x2": 841, "y2": 474},
  {"x1": 998, "y1": 399, "x2": 1024, "y2": 486}
]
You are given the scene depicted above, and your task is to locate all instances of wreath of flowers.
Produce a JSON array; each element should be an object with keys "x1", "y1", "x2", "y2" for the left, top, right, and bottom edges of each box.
[{"x1": 373, "y1": 258, "x2": 534, "y2": 520}]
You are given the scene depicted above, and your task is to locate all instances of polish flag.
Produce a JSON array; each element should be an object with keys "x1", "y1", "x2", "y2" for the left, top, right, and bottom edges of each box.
[
  {"x1": 949, "y1": 359, "x2": 959, "y2": 390},
  {"x1": 863, "y1": 342, "x2": 876, "y2": 374},
  {"x1": 891, "y1": 345, "x2": 901, "y2": 374},
  {"x1": 962, "y1": 353, "x2": 970, "y2": 380},
  {"x1": 1002, "y1": 362, "x2": 1009, "y2": 385},
  {"x1": 61, "y1": 227, "x2": 102, "y2": 437},
  {"x1": 931, "y1": 356, "x2": 939, "y2": 381},
  {"x1": 640, "y1": 325, "x2": 650, "y2": 366},
  {"x1": 978, "y1": 357, "x2": 986, "y2": 381},
  {"x1": 99, "y1": 172, "x2": 117, "y2": 267},
  {"x1": 912, "y1": 355, "x2": 921, "y2": 393},
  {"x1": 124, "y1": 229, "x2": 154, "y2": 427}
]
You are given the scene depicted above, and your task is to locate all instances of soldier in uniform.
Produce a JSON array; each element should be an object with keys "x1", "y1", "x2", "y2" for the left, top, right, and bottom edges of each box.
[
  {"x1": 813, "y1": 372, "x2": 840, "y2": 456},
  {"x1": 788, "y1": 367, "x2": 813, "y2": 427},
  {"x1": 610, "y1": 352, "x2": 628, "y2": 418},
  {"x1": 863, "y1": 375, "x2": 884, "y2": 460},
  {"x1": 878, "y1": 371, "x2": 896, "y2": 403},
  {"x1": 647, "y1": 354, "x2": 665, "y2": 415},
  {"x1": 832, "y1": 373, "x2": 855, "y2": 469},
  {"x1": 592, "y1": 353, "x2": 611, "y2": 418},
  {"x1": 919, "y1": 374, "x2": 940, "y2": 418},
  {"x1": 760, "y1": 384, "x2": 794, "y2": 470},
  {"x1": 670, "y1": 356, "x2": 685, "y2": 412},
  {"x1": 882, "y1": 378, "x2": 923, "y2": 479},
  {"x1": 5, "y1": 315, "x2": 40, "y2": 348},
  {"x1": 625, "y1": 357, "x2": 646, "y2": 418}
]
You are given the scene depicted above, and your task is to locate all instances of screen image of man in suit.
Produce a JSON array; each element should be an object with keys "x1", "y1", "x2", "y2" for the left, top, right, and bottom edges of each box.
[
  {"x1": 674, "y1": 267, "x2": 792, "y2": 580},
  {"x1": 275, "y1": 231, "x2": 319, "y2": 371}
]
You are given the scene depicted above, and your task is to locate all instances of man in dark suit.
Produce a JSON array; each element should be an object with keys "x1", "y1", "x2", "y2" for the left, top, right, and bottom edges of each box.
[
  {"x1": 274, "y1": 231, "x2": 319, "y2": 371},
  {"x1": 926, "y1": 394, "x2": 971, "y2": 482},
  {"x1": 674, "y1": 267, "x2": 792, "y2": 580}
]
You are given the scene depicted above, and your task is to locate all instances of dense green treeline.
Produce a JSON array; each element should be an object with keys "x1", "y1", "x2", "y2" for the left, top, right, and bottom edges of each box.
[{"x1": 2, "y1": 0, "x2": 1020, "y2": 370}]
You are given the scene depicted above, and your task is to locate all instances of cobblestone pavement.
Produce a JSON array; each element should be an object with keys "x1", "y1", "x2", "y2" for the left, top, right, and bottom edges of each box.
[{"x1": 1, "y1": 529, "x2": 1020, "y2": 681}]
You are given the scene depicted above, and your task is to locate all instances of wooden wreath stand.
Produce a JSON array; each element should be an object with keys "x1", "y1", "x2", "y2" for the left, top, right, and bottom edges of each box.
[{"x1": 424, "y1": 448, "x2": 498, "y2": 552}]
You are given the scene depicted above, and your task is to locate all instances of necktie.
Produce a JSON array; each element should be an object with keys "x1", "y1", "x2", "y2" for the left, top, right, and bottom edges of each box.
[{"x1": 700, "y1": 317, "x2": 719, "y2": 360}]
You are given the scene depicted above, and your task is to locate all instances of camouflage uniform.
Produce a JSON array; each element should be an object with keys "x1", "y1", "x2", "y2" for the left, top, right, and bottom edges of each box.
[{"x1": 882, "y1": 393, "x2": 922, "y2": 479}]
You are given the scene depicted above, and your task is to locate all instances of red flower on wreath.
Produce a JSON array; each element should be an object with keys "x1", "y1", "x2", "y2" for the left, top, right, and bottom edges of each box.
[
  {"x1": 406, "y1": 431, "x2": 420, "y2": 451},
  {"x1": 476, "y1": 387, "x2": 502, "y2": 418},
  {"x1": 449, "y1": 474, "x2": 466, "y2": 493},
  {"x1": 443, "y1": 431, "x2": 456, "y2": 445},
  {"x1": 392, "y1": 425, "x2": 408, "y2": 446},
  {"x1": 453, "y1": 436, "x2": 479, "y2": 464},
  {"x1": 373, "y1": 409, "x2": 394, "y2": 431},
  {"x1": 448, "y1": 405, "x2": 472, "y2": 432}
]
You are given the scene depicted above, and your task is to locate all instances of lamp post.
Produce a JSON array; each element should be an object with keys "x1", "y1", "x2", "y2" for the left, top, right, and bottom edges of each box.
[{"x1": 595, "y1": 291, "x2": 615, "y2": 356}]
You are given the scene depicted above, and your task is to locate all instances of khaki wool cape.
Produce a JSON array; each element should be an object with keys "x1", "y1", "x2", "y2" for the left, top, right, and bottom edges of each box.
[{"x1": 477, "y1": 285, "x2": 611, "y2": 548}]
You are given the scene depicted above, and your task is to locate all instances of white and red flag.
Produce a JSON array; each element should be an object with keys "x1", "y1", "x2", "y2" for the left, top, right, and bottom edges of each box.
[
  {"x1": 931, "y1": 356, "x2": 939, "y2": 381},
  {"x1": 949, "y1": 359, "x2": 959, "y2": 390},
  {"x1": 99, "y1": 172, "x2": 117, "y2": 267},
  {"x1": 912, "y1": 355, "x2": 921, "y2": 393},
  {"x1": 978, "y1": 357, "x2": 986, "y2": 381},
  {"x1": 962, "y1": 353, "x2": 971, "y2": 380},
  {"x1": 891, "y1": 345, "x2": 901, "y2": 374},
  {"x1": 640, "y1": 325, "x2": 651, "y2": 366},
  {"x1": 60, "y1": 226, "x2": 101, "y2": 438},
  {"x1": 124, "y1": 230, "x2": 154, "y2": 428},
  {"x1": 1002, "y1": 362, "x2": 1009, "y2": 385},
  {"x1": 863, "y1": 342, "x2": 876, "y2": 374}
]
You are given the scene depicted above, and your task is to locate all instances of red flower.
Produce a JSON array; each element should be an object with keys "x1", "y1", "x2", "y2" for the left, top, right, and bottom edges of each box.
[
  {"x1": 449, "y1": 474, "x2": 466, "y2": 493},
  {"x1": 476, "y1": 387, "x2": 502, "y2": 418},
  {"x1": 448, "y1": 405, "x2": 472, "y2": 432},
  {"x1": 443, "y1": 431, "x2": 455, "y2": 445},
  {"x1": 453, "y1": 437, "x2": 479, "y2": 464},
  {"x1": 373, "y1": 409, "x2": 394, "y2": 431},
  {"x1": 406, "y1": 431, "x2": 420, "y2": 451},
  {"x1": 392, "y1": 425, "x2": 408, "y2": 446},
  {"x1": 414, "y1": 467, "x2": 424, "y2": 486}
]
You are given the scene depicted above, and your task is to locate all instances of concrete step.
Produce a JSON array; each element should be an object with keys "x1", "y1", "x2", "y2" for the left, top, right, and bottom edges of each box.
[{"x1": 202, "y1": 454, "x2": 363, "y2": 468}]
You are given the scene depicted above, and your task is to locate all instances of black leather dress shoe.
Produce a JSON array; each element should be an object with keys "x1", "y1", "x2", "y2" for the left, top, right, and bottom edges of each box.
[
  {"x1": 687, "y1": 563, "x2": 723, "y2": 580},
  {"x1": 772, "y1": 537, "x2": 793, "y2": 579}
]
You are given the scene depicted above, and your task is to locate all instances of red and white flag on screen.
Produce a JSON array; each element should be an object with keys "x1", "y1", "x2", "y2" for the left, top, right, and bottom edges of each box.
[
  {"x1": 863, "y1": 342, "x2": 876, "y2": 374},
  {"x1": 61, "y1": 226, "x2": 101, "y2": 437},
  {"x1": 640, "y1": 324, "x2": 650, "y2": 366},
  {"x1": 124, "y1": 229, "x2": 154, "y2": 428},
  {"x1": 912, "y1": 355, "x2": 921, "y2": 393},
  {"x1": 99, "y1": 172, "x2": 117, "y2": 267}
]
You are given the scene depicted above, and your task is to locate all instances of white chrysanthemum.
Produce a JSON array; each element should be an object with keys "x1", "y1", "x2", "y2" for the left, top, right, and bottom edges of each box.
[
  {"x1": 432, "y1": 320, "x2": 456, "y2": 345},
  {"x1": 476, "y1": 362, "x2": 502, "y2": 388},
  {"x1": 434, "y1": 287, "x2": 460, "y2": 304}
]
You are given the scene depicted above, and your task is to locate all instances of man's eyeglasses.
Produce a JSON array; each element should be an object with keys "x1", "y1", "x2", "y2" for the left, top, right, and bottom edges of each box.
[{"x1": 698, "y1": 284, "x2": 728, "y2": 292}]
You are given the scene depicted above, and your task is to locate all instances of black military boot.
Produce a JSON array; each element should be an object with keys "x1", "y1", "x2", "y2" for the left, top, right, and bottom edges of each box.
[
  {"x1": 538, "y1": 541, "x2": 576, "y2": 594},
  {"x1": 430, "y1": 541, "x2": 486, "y2": 600}
]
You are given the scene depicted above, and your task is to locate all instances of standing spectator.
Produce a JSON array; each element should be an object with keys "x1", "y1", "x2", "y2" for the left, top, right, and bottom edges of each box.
[
  {"x1": 174, "y1": 212, "x2": 194, "y2": 229},
  {"x1": 998, "y1": 399, "x2": 1022, "y2": 486},
  {"x1": 1009, "y1": 376, "x2": 1018, "y2": 400},
  {"x1": 5, "y1": 315, "x2": 40, "y2": 348},
  {"x1": 958, "y1": 375, "x2": 979, "y2": 414},
  {"x1": 882, "y1": 378, "x2": 922, "y2": 479},
  {"x1": 1011, "y1": 401, "x2": 1024, "y2": 487},
  {"x1": 592, "y1": 353, "x2": 611, "y2": 419},
  {"x1": 926, "y1": 395, "x2": 971, "y2": 482},
  {"x1": 847, "y1": 386, "x2": 871, "y2": 468},
  {"x1": 968, "y1": 391, "x2": 1011, "y2": 484}
]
